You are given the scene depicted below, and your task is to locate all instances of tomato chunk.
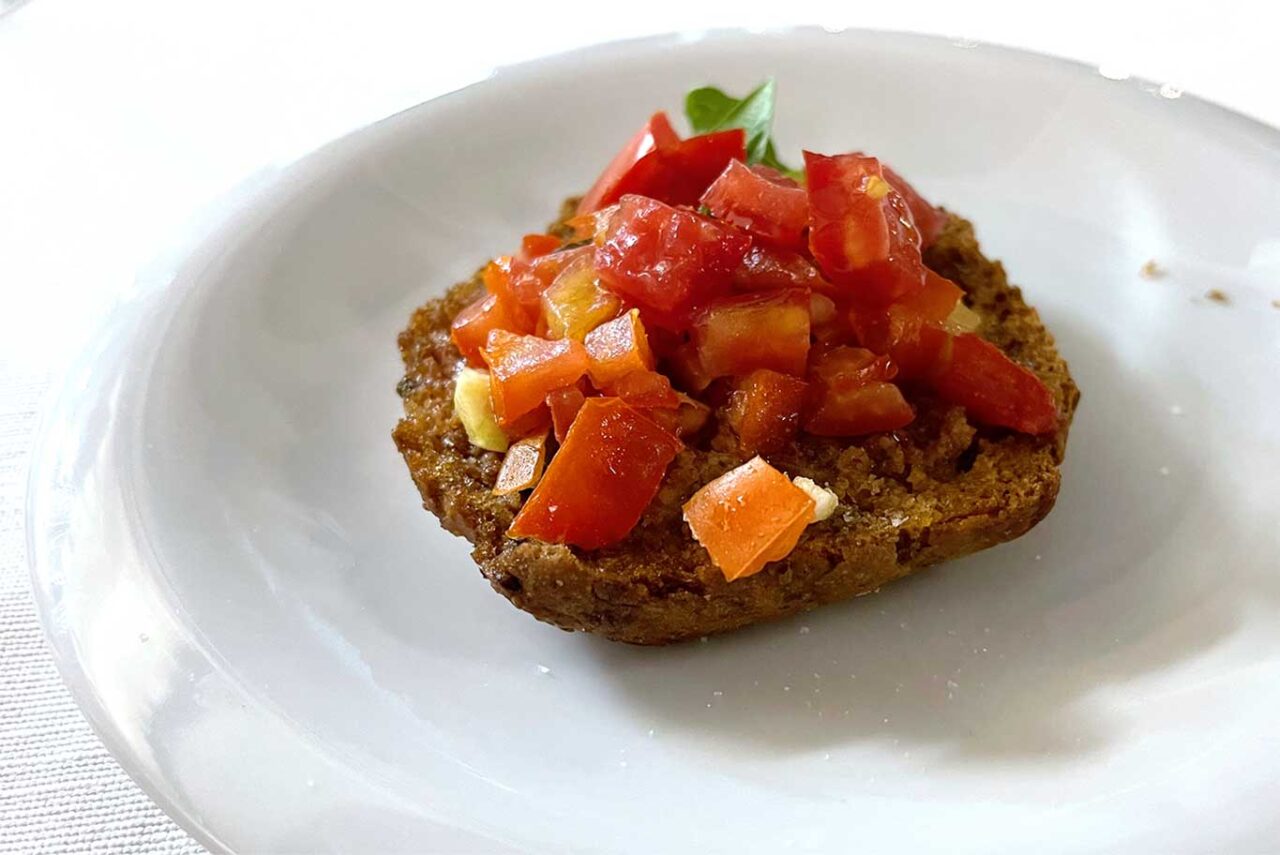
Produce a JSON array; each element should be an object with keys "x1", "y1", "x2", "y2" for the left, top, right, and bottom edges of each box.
[
  {"x1": 694, "y1": 289, "x2": 810, "y2": 378},
  {"x1": 481, "y1": 330, "x2": 589, "y2": 429},
  {"x1": 733, "y1": 244, "x2": 828, "y2": 292},
  {"x1": 808, "y1": 292, "x2": 847, "y2": 344},
  {"x1": 930, "y1": 333, "x2": 1058, "y2": 434},
  {"x1": 682, "y1": 456, "x2": 815, "y2": 582},
  {"x1": 520, "y1": 233, "x2": 562, "y2": 260},
  {"x1": 583, "y1": 309, "x2": 655, "y2": 387},
  {"x1": 605, "y1": 369, "x2": 679, "y2": 409},
  {"x1": 508, "y1": 398, "x2": 683, "y2": 549},
  {"x1": 493, "y1": 432, "x2": 548, "y2": 496},
  {"x1": 540, "y1": 252, "x2": 622, "y2": 340},
  {"x1": 546, "y1": 385, "x2": 587, "y2": 444},
  {"x1": 804, "y1": 346, "x2": 914, "y2": 436},
  {"x1": 726, "y1": 369, "x2": 809, "y2": 456},
  {"x1": 849, "y1": 271, "x2": 973, "y2": 380},
  {"x1": 595, "y1": 195, "x2": 751, "y2": 330},
  {"x1": 576, "y1": 112, "x2": 680, "y2": 215},
  {"x1": 804, "y1": 151, "x2": 925, "y2": 306},
  {"x1": 451, "y1": 292, "x2": 521, "y2": 368},
  {"x1": 882, "y1": 164, "x2": 948, "y2": 248},
  {"x1": 609, "y1": 129, "x2": 747, "y2": 210},
  {"x1": 664, "y1": 340, "x2": 714, "y2": 393},
  {"x1": 700, "y1": 160, "x2": 808, "y2": 250},
  {"x1": 648, "y1": 392, "x2": 712, "y2": 439},
  {"x1": 485, "y1": 248, "x2": 589, "y2": 332}
]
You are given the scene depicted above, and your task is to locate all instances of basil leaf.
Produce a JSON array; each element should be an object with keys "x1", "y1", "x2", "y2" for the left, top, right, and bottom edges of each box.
[{"x1": 684, "y1": 79, "x2": 801, "y2": 180}]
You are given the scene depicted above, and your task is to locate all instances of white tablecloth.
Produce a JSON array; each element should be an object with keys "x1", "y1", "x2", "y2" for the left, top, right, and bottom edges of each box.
[{"x1": 2, "y1": 1, "x2": 1277, "y2": 851}]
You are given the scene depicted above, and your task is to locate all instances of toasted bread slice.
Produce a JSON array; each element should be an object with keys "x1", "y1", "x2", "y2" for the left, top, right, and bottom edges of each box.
[{"x1": 393, "y1": 212, "x2": 1079, "y2": 645}]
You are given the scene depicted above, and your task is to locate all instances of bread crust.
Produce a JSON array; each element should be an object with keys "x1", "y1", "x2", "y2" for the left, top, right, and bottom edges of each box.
[{"x1": 393, "y1": 213, "x2": 1079, "y2": 644}]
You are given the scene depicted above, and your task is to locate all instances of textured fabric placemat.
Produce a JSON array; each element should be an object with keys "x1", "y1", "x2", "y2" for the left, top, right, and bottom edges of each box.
[{"x1": 0, "y1": 367, "x2": 204, "y2": 854}]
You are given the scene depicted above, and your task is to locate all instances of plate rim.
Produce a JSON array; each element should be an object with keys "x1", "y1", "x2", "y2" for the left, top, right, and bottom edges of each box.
[{"x1": 24, "y1": 25, "x2": 1280, "y2": 854}]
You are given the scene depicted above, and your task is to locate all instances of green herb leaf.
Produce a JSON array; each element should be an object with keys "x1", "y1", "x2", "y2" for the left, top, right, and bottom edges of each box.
[{"x1": 684, "y1": 79, "x2": 802, "y2": 180}]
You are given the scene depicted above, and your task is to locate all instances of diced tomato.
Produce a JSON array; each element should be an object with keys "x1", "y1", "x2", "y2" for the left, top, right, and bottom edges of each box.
[
  {"x1": 576, "y1": 112, "x2": 681, "y2": 215},
  {"x1": 565, "y1": 204, "x2": 618, "y2": 243},
  {"x1": 732, "y1": 244, "x2": 828, "y2": 293},
  {"x1": 546, "y1": 385, "x2": 587, "y2": 444},
  {"x1": 908, "y1": 270, "x2": 966, "y2": 324},
  {"x1": 484, "y1": 247, "x2": 590, "y2": 331},
  {"x1": 726, "y1": 369, "x2": 809, "y2": 456},
  {"x1": 508, "y1": 398, "x2": 683, "y2": 549},
  {"x1": 451, "y1": 292, "x2": 521, "y2": 367},
  {"x1": 804, "y1": 151, "x2": 925, "y2": 306},
  {"x1": 648, "y1": 392, "x2": 712, "y2": 438},
  {"x1": 540, "y1": 252, "x2": 622, "y2": 341},
  {"x1": 808, "y1": 292, "x2": 848, "y2": 343},
  {"x1": 849, "y1": 271, "x2": 969, "y2": 379},
  {"x1": 882, "y1": 164, "x2": 948, "y2": 248},
  {"x1": 595, "y1": 195, "x2": 751, "y2": 330},
  {"x1": 520, "y1": 233, "x2": 562, "y2": 260},
  {"x1": 682, "y1": 456, "x2": 815, "y2": 582},
  {"x1": 804, "y1": 345, "x2": 914, "y2": 436},
  {"x1": 851, "y1": 269, "x2": 961, "y2": 350},
  {"x1": 604, "y1": 369, "x2": 679, "y2": 409},
  {"x1": 481, "y1": 330, "x2": 589, "y2": 429},
  {"x1": 501, "y1": 405, "x2": 552, "y2": 439},
  {"x1": 930, "y1": 333, "x2": 1058, "y2": 434},
  {"x1": 700, "y1": 160, "x2": 808, "y2": 250},
  {"x1": 583, "y1": 309, "x2": 655, "y2": 387},
  {"x1": 608, "y1": 129, "x2": 748, "y2": 210},
  {"x1": 694, "y1": 289, "x2": 810, "y2": 379},
  {"x1": 664, "y1": 340, "x2": 714, "y2": 393},
  {"x1": 493, "y1": 432, "x2": 548, "y2": 496}
]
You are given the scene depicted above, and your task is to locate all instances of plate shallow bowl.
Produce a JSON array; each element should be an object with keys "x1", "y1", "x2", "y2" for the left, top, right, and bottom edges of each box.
[{"x1": 28, "y1": 27, "x2": 1280, "y2": 854}]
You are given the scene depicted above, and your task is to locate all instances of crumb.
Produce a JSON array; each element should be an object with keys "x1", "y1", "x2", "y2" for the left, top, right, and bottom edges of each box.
[
  {"x1": 1139, "y1": 259, "x2": 1165, "y2": 279},
  {"x1": 1206, "y1": 289, "x2": 1230, "y2": 304},
  {"x1": 1272, "y1": 299, "x2": 1280, "y2": 310}
]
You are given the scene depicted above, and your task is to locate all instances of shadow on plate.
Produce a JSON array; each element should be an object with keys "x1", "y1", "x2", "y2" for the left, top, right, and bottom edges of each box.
[{"x1": 580, "y1": 316, "x2": 1278, "y2": 763}]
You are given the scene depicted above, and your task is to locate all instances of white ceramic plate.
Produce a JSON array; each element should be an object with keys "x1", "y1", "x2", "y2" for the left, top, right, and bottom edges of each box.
[{"x1": 28, "y1": 28, "x2": 1280, "y2": 854}]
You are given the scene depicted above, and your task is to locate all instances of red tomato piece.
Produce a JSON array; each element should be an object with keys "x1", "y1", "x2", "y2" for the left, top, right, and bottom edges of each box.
[
  {"x1": 849, "y1": 271, "x2": 968, "y2": 379},
  {"x1": 576, "y1": 112, "x2": 680, "y2": 216},
  {"x1": 694, "y1": 289, "x2": 811, "y2": 379},
  {"x1": 508, "y1": 398, "x2": 683, "y2": 549},
  {"x1": 493, "y1": 432, "x2": 549, "y2": 496},
  {"x1": 647, "y1": 392, "x2": 712, "y2": 439},
  {"x1": 804, "y1": 151, "x2": 925, "y2": 306},
  {"x1": 484, "y1": 248, "x2": 590, "y2": 332},
  {"x1": 595, "y1": 195, "x2": 751, "y2": 330},
  {"x1": 882, "y1": 164, "x2": 948, "y2": 248},
  {"x1": 664, "y1": 340, "x2": 714, "y2": 393},
  {"x1": 808, "y1": 292, "x2": 849, "y2": 344},
  {"x1": 930, "y1": 333, "x2": 1058, "y2": 434},
  {"x1": 726, "y1": 369, "x2": 809, "y2": 456},
  {"x1": 565, "y1": 204, "x2": 619, "y2": 243},
  {"x1": 733, "y1": 244, "x2": 828, "y2": 293},
  {"x1": 604, "y1": 369, "x2": 679, "y2": 409},
  {"x1": 519, "y1": 233, "x2": 562, "y2": 260},
  {"x1": 700, "y1": 160, "x2": 808, "y2": 250},
  {"x1": 682, "y1": 456, "x2": 815, "y2": 582},
  {"x1": 804, "y1": 346, "x2": 914, "y2": 436},
  {"x1": 539, "y1": 251, "x2": 622, "y2": 341},
  {"x1": 546, "y1": 385, "x2": 588, "y2": 444},
  {"x1": 609, "y1": 129, "x2": 747, "y2": 210},
  {"x1": 450, "y1": 292, "x2": 521, "y2": 368},
  {"x1": 583, "y1": 309, "x2": 655, "y2": 387},
  {"x1": 481, "y1": 330, "x2": 590, "y2": 429}
]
